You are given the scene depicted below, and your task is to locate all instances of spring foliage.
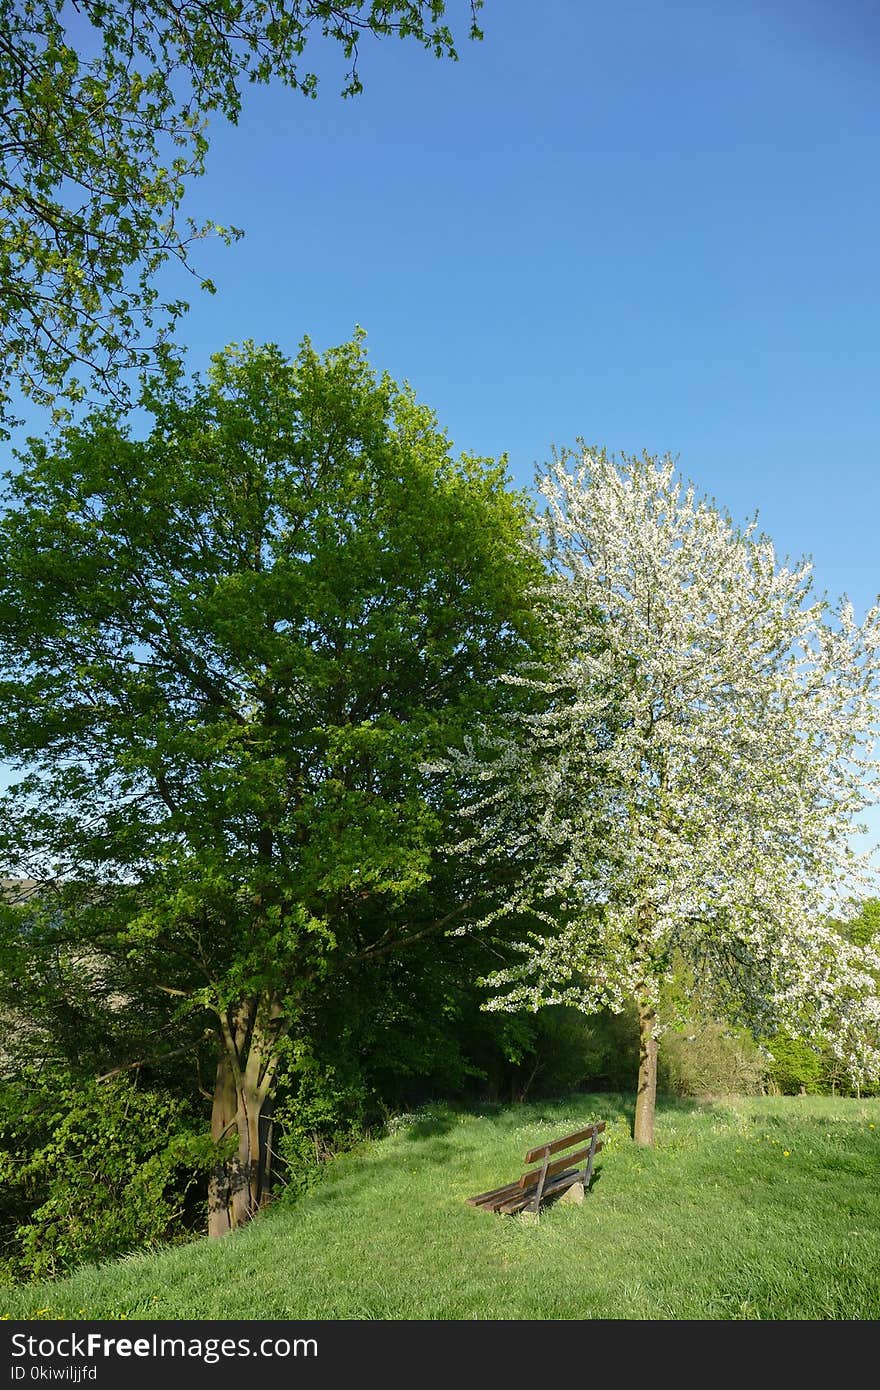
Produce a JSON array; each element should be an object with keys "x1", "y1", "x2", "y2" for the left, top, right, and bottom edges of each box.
[
  {"x1": 0, "y1": 1068, "x2": 214, "y2": 1281},
  {"x1": 0, "y1": 329, "x2": 543, "y2": 1233},
  {"x1": 0, "y1": 1, "x2": 482, "y2": 429},
  {"x1": 438, "y1": 446, "x2": 880, "y2": 1086}
]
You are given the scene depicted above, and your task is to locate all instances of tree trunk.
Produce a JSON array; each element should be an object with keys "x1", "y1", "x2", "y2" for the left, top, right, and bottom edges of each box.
[
  {"x1": 208, "y1": 1049, "x2": 240, "y2": 1239},
  {"x1": 634, "y1": 1000, "x2": 658, "y2": 1147},
  {"x1": 207, "y1": 994, "x2": 286, "y2": 1238},
  {"x1": 260, "y1": 1093, "x2": 275, "y2": 1209}
]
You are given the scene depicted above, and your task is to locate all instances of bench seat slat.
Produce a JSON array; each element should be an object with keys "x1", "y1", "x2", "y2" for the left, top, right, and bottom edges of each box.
[
  {"x1": 465, "y1": 1180, "x2": 523, "y2": 1208},
  {"x1": 496, "y1": 1169, "x2": 582, "y2": 1214},
  {"x1": 524, "y1": 1121, "x2": 606, "y2": 1165}
]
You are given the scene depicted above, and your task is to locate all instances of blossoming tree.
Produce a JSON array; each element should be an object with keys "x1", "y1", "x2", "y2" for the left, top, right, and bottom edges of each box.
[{"x1": 441, "y1": 446, "x2": 880, "y2": 1144}]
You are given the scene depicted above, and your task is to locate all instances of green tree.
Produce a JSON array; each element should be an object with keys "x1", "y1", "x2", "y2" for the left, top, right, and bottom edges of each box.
[
  {"x1": 0, "y1": 331, "x2": 542, "y2": 1235},
  {"x1": 831, "y1": 897, "x2": 880, "y2": 949},
  {"x1": 0, "y1": 1, "x2": 482, "y2": 431}
]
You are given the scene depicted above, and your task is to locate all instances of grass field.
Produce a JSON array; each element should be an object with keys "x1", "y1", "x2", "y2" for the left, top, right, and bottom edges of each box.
[{"x1": 2, "y1": 1093, "x2": 878, "y2": 1320}]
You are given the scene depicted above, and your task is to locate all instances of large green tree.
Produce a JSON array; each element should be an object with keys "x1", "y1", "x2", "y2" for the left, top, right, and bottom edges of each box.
[
  {"x1": 0, "y1": 330, "x2": 541, "y2": 1235},
  {"x1": 0, "y1": 1, "x2": 482, "y2": 431}
]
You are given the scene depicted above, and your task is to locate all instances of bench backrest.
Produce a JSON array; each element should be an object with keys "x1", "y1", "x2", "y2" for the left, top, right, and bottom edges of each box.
[
  {"x1": 523, "y1": 1121, "x2": 606, "y2": 1167},
  {"x1": 518, "y1": 1120, "x2": 606, "y2": 1202}
]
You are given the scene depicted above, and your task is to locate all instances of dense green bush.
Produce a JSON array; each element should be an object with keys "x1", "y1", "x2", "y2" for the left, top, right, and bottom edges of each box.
[
  {"x1": 505, "y1": 1006, "x2": 640, "y2": 1098},
  {"x1": 764, "y1": 1032, "x2": 825, "y2": 1094},
  {"x1": 763, "y1": 1031, "x2": 877, "y2": 1097},
  {"x1": 0, "y1": 1068, "x2": 216, "y2": 1281}
]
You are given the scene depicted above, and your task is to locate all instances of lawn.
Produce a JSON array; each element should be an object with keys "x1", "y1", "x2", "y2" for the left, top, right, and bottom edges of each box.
[{"x1": 2, "y1": 1093, "x2": 878, "y2": 1320}]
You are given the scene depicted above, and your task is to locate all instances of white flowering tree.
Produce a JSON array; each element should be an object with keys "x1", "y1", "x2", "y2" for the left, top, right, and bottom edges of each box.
[{"x1": 439, "y1": 447, "x2": 880, "y2": 1144}]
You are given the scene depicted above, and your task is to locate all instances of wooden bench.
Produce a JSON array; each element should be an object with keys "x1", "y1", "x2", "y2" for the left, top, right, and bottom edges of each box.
[{"x1": 466, "y1": 1121, "x2": 605, "y2": 1216}]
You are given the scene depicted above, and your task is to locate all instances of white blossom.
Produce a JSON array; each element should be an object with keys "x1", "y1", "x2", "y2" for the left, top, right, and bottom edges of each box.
[{"x1": 440, "y1": 446, "x2": 880, "y2": 1086}]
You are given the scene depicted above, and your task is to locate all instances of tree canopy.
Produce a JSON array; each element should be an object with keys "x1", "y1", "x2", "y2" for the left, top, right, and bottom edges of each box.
[
  {"x1": 0, "y1": 1, "x2": 483, "y2": 431},
  {"x1": 0, "y1": 329, "x2": 541, "y2": 1232}
]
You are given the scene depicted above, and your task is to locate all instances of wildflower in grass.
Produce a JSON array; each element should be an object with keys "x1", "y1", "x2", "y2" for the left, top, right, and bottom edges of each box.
[{"x1": 783, "y1": 1150, "x2": 790, "y2": 1157}]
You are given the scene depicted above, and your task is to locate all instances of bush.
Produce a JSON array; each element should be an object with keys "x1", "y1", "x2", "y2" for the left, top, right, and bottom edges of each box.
[
  {"x1": 519, "y1": 1005, "x2": 640, "y2": 1097},
  {"x1": 270, "y1": 1042, "x2": 371, "y2": 1197},
  {"x1": 764, "y1": 1032, "x2": 830, "y2": 1095},
  {"x1": 659, "y1": 1022, "x2": 768, "y2": 1097},
  {"x1": 0, "y1": 1068, "x2": 214, "y2": 1281}
]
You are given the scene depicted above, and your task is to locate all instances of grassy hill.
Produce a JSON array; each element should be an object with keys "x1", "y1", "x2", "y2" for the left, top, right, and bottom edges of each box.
[{"x1": 2, "y1": 1093, "x2": 878, "y2": 1320}]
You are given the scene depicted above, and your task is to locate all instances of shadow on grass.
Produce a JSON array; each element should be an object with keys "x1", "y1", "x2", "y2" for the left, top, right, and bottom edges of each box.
[
  {"x1": 399, "y1": 1113, "x2": 458, "y2": 1140},
  {"x1": 286, "y1": 1090, "x2": 731, "y2": 1217}
]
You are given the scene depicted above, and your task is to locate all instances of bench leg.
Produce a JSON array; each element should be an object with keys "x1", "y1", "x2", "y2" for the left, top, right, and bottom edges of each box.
[
  {"x1": 581, "y1": 1129, "x2": 599, "y2": 1192},
  {"x1": 531, "y1": 1151, "x2": 551, "y2": 1215}
]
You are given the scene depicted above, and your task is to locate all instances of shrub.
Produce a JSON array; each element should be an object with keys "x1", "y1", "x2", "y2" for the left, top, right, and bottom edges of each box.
[
  {"x1": 659, "y1": 1022, "x2": 768, "y2": 1097},
  {"x1": 0, "y1": 1068, "x2": 214, "y2": 1281},
  {"x1": 764, "y1": 1031, "x2": 829, "y2": 1095}
]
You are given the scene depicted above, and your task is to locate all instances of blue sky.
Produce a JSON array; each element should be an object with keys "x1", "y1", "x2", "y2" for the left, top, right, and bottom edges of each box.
[
  {"x1": 165, "y1": 0, "x2": 878, "y2": 607},
  {"x1": 6, "y1": 0, "x2": 880, "y2": 855},
  {"x1": 168, "y1": 0, "x2": 880, "y2": 855}
]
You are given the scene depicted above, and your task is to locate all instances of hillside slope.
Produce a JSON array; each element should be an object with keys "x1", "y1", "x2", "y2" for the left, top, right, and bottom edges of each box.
[{"x1": 3, "y1": 1094, "x2": 878, "y2": 1320}]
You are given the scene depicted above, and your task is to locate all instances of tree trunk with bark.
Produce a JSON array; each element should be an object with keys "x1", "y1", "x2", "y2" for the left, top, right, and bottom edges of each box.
[
  {"x1": 633, "y1": 999, "x2": 658, "y2": 1147},
  {"x1": 207, "y1": 994, "x2": 286, "y2": 1238}
]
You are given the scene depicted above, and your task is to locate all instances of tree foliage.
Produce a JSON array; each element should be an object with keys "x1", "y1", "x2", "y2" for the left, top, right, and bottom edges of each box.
[
  {"x1": 0, "y1": 329, "x2": 542, "y2": 1232},
  {"x1": 0, "y1": 1, "x2": 482, "y2": 430},
  {"x1": 436, "y1": 446, "x2": 880, "y2": 1141}
]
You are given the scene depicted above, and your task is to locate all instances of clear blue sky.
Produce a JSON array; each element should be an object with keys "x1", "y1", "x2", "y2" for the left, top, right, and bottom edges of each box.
[
  {"x1": 167, "y1": 0, "x2": 878, "y2": 607},
  {"x1": 8, "y1": 0, "x2": 880, "y2": 856}
]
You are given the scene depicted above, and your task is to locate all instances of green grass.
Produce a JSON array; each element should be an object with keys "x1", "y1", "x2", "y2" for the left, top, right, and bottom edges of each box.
[{"x1": 3, "y1": 1093, "x2": 879, "y2": 1320}]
